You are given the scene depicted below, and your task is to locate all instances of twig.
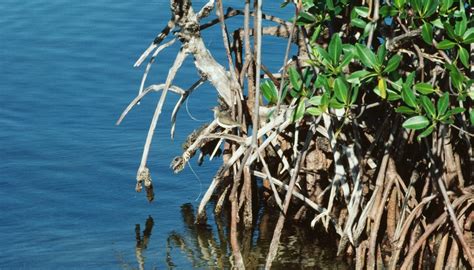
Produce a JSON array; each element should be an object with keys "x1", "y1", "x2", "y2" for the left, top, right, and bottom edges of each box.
[
  {"x1": 265, "y1": 122, "x2": 315, "y2": 268},
  {"x1": 424, "y1": 139, "x2": 474, "y2": 266}
]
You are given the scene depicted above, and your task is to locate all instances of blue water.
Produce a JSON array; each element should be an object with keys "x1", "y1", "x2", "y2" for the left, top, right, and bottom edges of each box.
[{"x1": 0, "y1": 1, "x2": 348, "y2": 269}]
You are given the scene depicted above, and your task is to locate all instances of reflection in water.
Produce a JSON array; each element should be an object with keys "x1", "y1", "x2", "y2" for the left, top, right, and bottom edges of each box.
[
  {"x1": 162, "y1": 204, "x2": 351, "y2": 269},
  {"x1": 135, "y1": 216, "x2": 154, "y2": 270}
]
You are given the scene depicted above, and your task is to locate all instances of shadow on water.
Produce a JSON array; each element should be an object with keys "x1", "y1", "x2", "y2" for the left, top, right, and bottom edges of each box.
[{"x1": 119, "y1": 204, "x2": 351, "y2": 269}]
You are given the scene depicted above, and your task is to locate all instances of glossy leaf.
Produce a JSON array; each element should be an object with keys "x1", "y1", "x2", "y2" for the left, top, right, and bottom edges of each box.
[
  {"x1": 470, "y1": 110, "x2": 474, "y2": 126},
  {"x1": 421, "y1": 22, "x2": 433, "y2": 45},
  {"x1": 350, "y1": 85, "x2": 359, "y2": 105},
  {"x1": 288, "y1": 67, "x2": 302, "y2": 91},
  {"x1": 354, "y1": 6, "x2": 369, "y2": 17},
  {"x1": 396, "y1": 106, "x2": 417, "y2": 114},
  {"x1": 458, "y1": 46, "x2": 469, "y2": 68},
  {"x1": 329, "y1": 34, "x2": 342, "y2": 65},
  {"x1": 462, "y1": 28, "x2": 474, "y2": 43},
  {"x1": 384, "y1": 55, "x2": 402, "y2": 73},
  {"x1": 437, "y1": 93, "x2": 449, "y2": 117},
  {"x1": 414, "y1": 83, "x2": 435, "y2": 95},
  {"x1": 308, "y1": 96, "x2": 322, "y2": 106},
  {"x1": 402, "y1": 115, "x2": 430, "y2": 130},
  {"x1": 260, "y1": 80, "x2": 278, "y2": 104},
  {"x1": 352, "y1": 18, "x2": 367, "y2": 29},
  {"x1": 376, "y1": 44, "x2": 387, "y2": 65},
  {"x1": 394, "y1": 0, "x2": 406, "y2": 9},
  {"x1": 436, "y1": 39, "x2": 456, "y2": 49},
  {"x1": 377, "y1": 77, "x2": 387, "y2": 99},
  {"x1": 402, "y1": 85, "x2": 418, "y2": 108},
  {"x1": 306, "y1": 107, "x2": 323, "y2": 116},
  {"x1": 347, "y1": 70, "x2": 372, "y2": 84},
  {"x1": 420, "y1": 96, "x2": 436, "y2": 119},
  {"x1": 293, "y1": 98, "x2": 306, "y2": 122},
  {"x1": 334, "y1": 77, "x2": 348, "y2": 103},
  {"x1": 417, "y1": 125, "x2": 434, "y2": 141},
  {"x1": 355, "y1": 43, "x2": 377, "y2": 69}
]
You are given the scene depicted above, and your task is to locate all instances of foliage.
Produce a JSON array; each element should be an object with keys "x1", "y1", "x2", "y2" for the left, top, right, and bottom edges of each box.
[{"x1": 282, "y1": 0, "x2": 474, "y2": 140}]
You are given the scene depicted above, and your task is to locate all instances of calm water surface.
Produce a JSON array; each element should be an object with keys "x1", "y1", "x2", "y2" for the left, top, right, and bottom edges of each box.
[{"x1": 0, "y1": 1, "x2": 348, "y2": 268}]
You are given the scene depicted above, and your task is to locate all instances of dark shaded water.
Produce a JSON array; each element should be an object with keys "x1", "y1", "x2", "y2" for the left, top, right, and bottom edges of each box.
[{"x1": 0, "y1": 1, "x2": 348, "y2": 268}]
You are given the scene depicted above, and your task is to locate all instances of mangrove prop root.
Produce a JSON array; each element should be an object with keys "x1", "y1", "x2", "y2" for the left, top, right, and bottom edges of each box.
[{"x1": 120, "y1": 0, "x2": 474, "y2": 268}]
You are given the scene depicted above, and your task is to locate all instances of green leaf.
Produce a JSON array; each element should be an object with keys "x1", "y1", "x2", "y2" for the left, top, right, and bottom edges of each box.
[
  {"x1": 350, "y1": 85, "x2": 359, "y2": 105},
  {"x1": 315, "y1": 75, "x2": 329, "y2": 90},
  {"x1": 394, "y1": 0, "x2": 406, "y2": 9},
  {"x1": 326, "y1": 0, "x2": 335, "y2": 10},
  {"x1": 306, "y1": 107, "x2": 323, "y2": 116},
  {"x1": 454, "y1": 15, "x2": 467, "y2": 37},
  {"x1": 443, "y1": 23, "x2": 457, "y2": 40},
  {"x1": 339, "y1": 52, "x2": 353, "y2": 68},
  {"x1": 376, "y1": 45, "x2": 387, "y2": 65},
  {"x1": 462, "y1": 28, "x2": 474, "y2": 43},
  {"x1": 402, "y1": 85, "x2": 418, "y2": 108},
  {"x1": 449, "y1": 67, "x2": 463, "y2": 91},
  {"x1": 417, "y1": 125, "x2": 434, "y2": 141},
  {"x1": 328, "y1": 34, "x2": 342, "y2": 65},
  {"x1": 355, "y1": 43, "x2": 378, "y2": 69},
  {"x1": 470, "y1": 110, "x2": 474, "y2": 126},
  {"x1": 440, "y1": 0, "x2": 453, "y2": 13},
  {"x1": 379, "y1": 6, "x2": 399, "y2": 17},
  {"x1": 334, "y1": 77, "x2": 348, "y2": 103},
  {"x1": 437, "y1": 92, "x2": 449, "y2": 117},
  {"x1": 458, "y1": 46, "x2": 469, "y2": 68},
  {"x1": 447, "y1": 107, "x2": 465, "y2": 115},
  {"x1": 405, "y1": 71, "x2": 416, "y2": 87},
  {"x1": 315, "y1": 45, "x2": 333, "y2": 65},
  {"x1": 414, "y1": 82, "x2": 436, "y2": 95},
  {"x1": 260, "y1": 80, "x2": 278, "y2": 104},
  {"x1": 328, "y1": 98, "x2": 345, "y2": 109},
  {"x1": 354, "y1": 6, "x2": 370, "y2": 17},
  {"x1": 347, "y1": 70, "x2": 373, "y2": 84},
  {"x1": 288, "y1": 67, "x2": 302, "y2": 91},
  {"x1": 420, "y1": 96, "x2": 436, "y2": 119},
  {"x1": 396, "y1": 106, "x2": 417, "y2": 114},
  {"x1": 402, "y1": 115, "x2": 430, "y2": 130},
  {"x1": 308, "y1": 96, "x2": 322, "y2": 106},
  {"x1": 436, "y1": 39, "x2": 456, "y2": 49},
  {"x1": 421, "y1": 22, "x2": 433, "y2": 45},
  {"x1": 293, "y1": 98, "x2": 306, "y2": 122},
  {"x1": 384, "y1": 55, "x2": 402, "y2": 73},
  {"x1": 422, "y1": 0, "x2": 438, "y2": 17},
  {"x1": 351, "y1": 18, "x2": 367, "y2": 29}
]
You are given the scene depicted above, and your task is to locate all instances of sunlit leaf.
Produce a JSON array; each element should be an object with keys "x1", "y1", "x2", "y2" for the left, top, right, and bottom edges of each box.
[
  {"x1": 355, "y1": 43, "x2": 378, "y2": 69},
  {"x1": 328, "y1": 34, "x2": 342, "y2": 65},
  {"x1": 288, "y1": 67, "x2": 302, "y2": 91},
  {"x1": 396, "y1": 106, "x2": 417, "y2": 114},
  {"x1": 384, "y1": 55, "x2": 402, "y2": 73},
  {"x1": 347, "y1": 70, "x2": 373, "y2": 84},
  {"x1": 308, "y1": 96, "x2": 322, "y2": 106},
  {"x1": 401, "y1": 85, "x2": 418, "y2": 108},
  {"x1": 436, "y1": 39, "x2": 456, "y2": 49},
  {"x1": 306, "y1": 107, "x2": 323, "y2": 116},
  {"x1": 437, "y1": 92, "x2": 449, "y2": 117},
  {"x1": 458, "y1": 46, "x2": 469, "y2": 68},
  {"x1": 378, "y1": 77, "x2": 387, "y2": 99},
  {"x1": 414, "y1": 83, "x2": 435, "y2": 95},
  {"x1": 421, "y1": 22, "x2": 433, "y2": 45},
  {"x1": 334, "y1": 77, "x2": 348, "y2": 103},
  {"x1": 417, "y1": 125, "x2": 434, "y2": 141},
  {"x1": 402, "y1": 115, "x2": 430, "y2": 130},
  {"x1": 420, "y1": 96, "x2": 436, "y2": 119},
  {"x1": 260, "y1": 80, "x2": 278, "y2": 104}
]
